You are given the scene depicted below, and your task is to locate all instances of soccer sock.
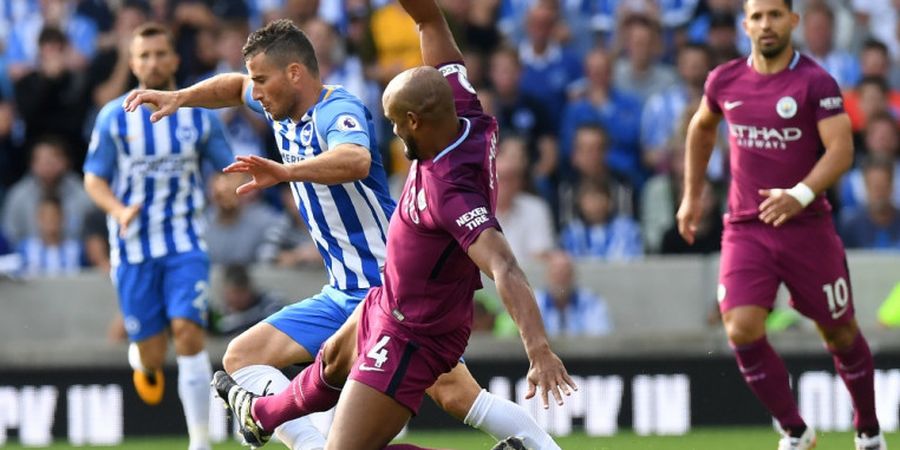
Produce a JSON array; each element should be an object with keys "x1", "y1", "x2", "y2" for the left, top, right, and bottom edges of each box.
[
  {"x1": 731, "y1": 336, "x2": 806, "y2": 432},
  {"x1": 253, "y1": 353, "x2": 341, "y2": 432},
  {"x1": 176, "y1": 350, "x2": 212, "y2": 450},
  {"x1": 464, "y1": 389, "x2": 560, "y2": 450},
  {"x1": 231, "y1": 365, "x2": 326, "y2": 450},
  {"x1": 828, "y1": 332, "x2": 879, "y2": 434},
  {"x1": 128, "y1": 342, "x2": 149, "y2": 373}
]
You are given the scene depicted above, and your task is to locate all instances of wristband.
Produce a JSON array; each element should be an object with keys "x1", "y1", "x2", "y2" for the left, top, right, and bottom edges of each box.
[{"x1": 786, "y1": 182, "x2": 815, "y2": 208}]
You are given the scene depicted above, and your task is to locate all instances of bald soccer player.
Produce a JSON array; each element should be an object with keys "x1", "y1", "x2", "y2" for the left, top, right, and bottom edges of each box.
[
  {"x1": 677, "y1": 1, "x2": 885, "y2": 449},
  {"x1": 211, "y1": 0, "x2": 577, "y2": 449}
]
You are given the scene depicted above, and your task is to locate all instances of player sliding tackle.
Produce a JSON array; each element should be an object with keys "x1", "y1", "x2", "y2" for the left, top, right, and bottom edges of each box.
[
  {"x1": 677, "y1": 1, "x2": 885, "y2": 449},
  {"x1": 124, "y1": 11, "x2": 569, "y2": 450},
  {"x1": 210, "y1": 0, "x2": 578, "y2": 448}
]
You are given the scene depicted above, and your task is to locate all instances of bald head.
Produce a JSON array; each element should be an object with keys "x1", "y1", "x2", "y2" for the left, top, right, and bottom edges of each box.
[{"x1": 383, "y1": 66, "x2": 457, "y2": 125}]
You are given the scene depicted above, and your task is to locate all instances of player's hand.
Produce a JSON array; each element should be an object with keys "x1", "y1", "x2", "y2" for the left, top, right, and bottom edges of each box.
[
  {"x1": 223, "y1": 155, "x2": 289, "y2": 195},
  {"x1": 123, "y1": 89, "x2": 181, "y2": 122},
  {"x1": 525, "y1": 347, "x2": 577, "y2": 409},
  {"x1": 114, "y1": 204, "x2": 141, "y2": 238},
  {"x1": 676, "y1": 197, "x2": 702, "y2": 245},
  {"x1": 758, "y1": 188, "x2": 803, "y2": 227}
]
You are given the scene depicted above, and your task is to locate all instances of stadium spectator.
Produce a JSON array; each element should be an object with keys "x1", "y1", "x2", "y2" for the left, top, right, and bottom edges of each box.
[
  {"x1": 369, "y1": 0, "x2": 422, "y2": 86},
  {"x1": 17, "y1": 194, "x2": 84, "y2": 277},
  {"x1": 661, "y1": 179, "x2": 723, "y2": 254},
  {"x1": 517, "y1": 0, "x2": 582, "y2": 127},
  {"x1": 641, "y1": 135, "x2": 686, "y2": 254},
  {"x1": 487, "y1": 46, "x2": 560, "y2": 212},
  {"x1": 561, "y1": 48, "x2": 643, "y2": 188},
  {"x1": 612, "y1": 14, "x2": 678, "y2": 102},
  {"x1": 535, "y1": 249, "x2": 612, "y2": 336},
  {"x1": 87, "y1": 0, "x2": 148, "y2": 109},
  {"x1": 800, "y1": 1, "x2": 860, "y2": 89},
  {"x1": 256, "y1": 187, "x2": 320, "y2": 268},
  {"x1": 13, "y1": 26, "x2": 91, "y2": 164},
  {"x1": 209, "y1": 264, "x2": 285, "y2": 336},
  {"x1": 204, "y1": 173, "x2": 279, "y2": 266},
  {"x1": 561, "y1": 180, "x2": 642, "y2": 260},
  {"x1": 687, "y1": 0, "x2": 747, "y2": 62},
  {"x1": 81, "y1": 207, "x2": 110, "y2": 272},
  {"x1": 839, "y1": 113, "x2": 900, "y2": 212},
  {"x1": 1, "y1": 136, "x2": 92, "y2": 245},
  {"x1": 857, "y1": 39, "x2": 900, "y2": 90},
  {"x1": 0, "y1": 90, "x2": 21, "y2": 188},
  {"x1": 495, "y1": 135, "x2": 556, "y2": 263},
  {"x1": 4, "y1": 0, "x2": 99, "y2": 81},
  {"x1": 850, "y1": 0, "x2": 899, "y2": 60},
  {"x1": 678, "y1": 0, "x2": 885, "y2": 447},
  {"x1": 640, "y1": 43, "x2": 712, "y2": 173},
  {"x1": 840, "y1": 157, "x2": 900, "y2": 249},
  {"x1": 844, "y1": 76, "x2": 900, "y2": 133},
  {"x1": 559, "y1": 124, "x2": 634, "y2": 223}
]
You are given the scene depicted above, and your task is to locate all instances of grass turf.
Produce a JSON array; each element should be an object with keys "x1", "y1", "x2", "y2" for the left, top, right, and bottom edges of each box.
[{"x1": 1, "y1": 428, "x2": 894, "y2": 449}]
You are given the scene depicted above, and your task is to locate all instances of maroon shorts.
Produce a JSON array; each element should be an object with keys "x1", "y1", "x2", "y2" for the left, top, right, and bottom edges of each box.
[
  {"x1": 718, "y1": 215, "x2": 854, "y2": 327},
  {"x1": 348, "y1": 297, "x2": 469, "y2": 414}
]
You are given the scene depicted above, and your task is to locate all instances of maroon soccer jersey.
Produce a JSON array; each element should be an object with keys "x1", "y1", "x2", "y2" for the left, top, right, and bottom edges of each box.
[
  {"x1": 373, "y1": 62, "x2": 501, "y2": 336},
  {"x1": 705, "y1": 51, "x2": 846, "y2": 222}
]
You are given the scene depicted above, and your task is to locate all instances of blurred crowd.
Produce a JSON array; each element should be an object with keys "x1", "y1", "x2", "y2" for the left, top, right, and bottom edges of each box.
[{"x1": 0, "y1": 0, "x2": 898, "y2": 331}]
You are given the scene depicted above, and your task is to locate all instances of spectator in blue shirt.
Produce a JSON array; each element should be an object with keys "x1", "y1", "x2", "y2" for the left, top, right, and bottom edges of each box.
[
  {"x1": 561, "y1": 48, "x2": 644, "y2": 187},
  {"x1": 561, "y1": 180, "x2": 642, "y2": 260},
  {"x1": 518, "y1": 1, "x2": 582, "y2": 127},
  {"x1": 17, "y1": 194, "x2": 84, "y2": 277},
  {"x1": 801, "y1": 2, "x2": 861, "y2": 89},
  {"x1": 840, "y1": 157, "x2": 900, "y2": 249},
  {"x1": 535, "y1": 249, "x2": 613, "y2": 337}
]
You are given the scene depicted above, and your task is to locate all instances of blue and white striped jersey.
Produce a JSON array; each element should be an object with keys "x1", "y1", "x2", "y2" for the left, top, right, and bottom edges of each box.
[
  {"x1": 84, "y1": 94, "x2": 234, "y2": 266},
  {"x1": 245, "y1": 84, "x2": 395, "y2": 291}
]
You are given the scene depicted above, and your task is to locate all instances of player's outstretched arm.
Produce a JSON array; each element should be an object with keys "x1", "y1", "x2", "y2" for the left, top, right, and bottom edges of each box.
[
  {"x1": 398, "y1": 0, "x2": 464, "y2": 67},
  {"x1": 467, "y1": 228, "x2": 577, "y2": 409},
  {"x1": 123, "y1": 73, "x2": 251, "y2": 122},
  {"x1": 677, "y1": 98, "x2": 720, "y2": 244}
]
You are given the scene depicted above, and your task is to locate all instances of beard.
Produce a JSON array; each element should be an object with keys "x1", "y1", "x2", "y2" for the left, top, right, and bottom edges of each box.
[
  {"x1": 759, "y1": 34, "x2": 790, "y2": 59},
  {"x1": 402, "y1": 137, "x2": 420, "y2": 160}
]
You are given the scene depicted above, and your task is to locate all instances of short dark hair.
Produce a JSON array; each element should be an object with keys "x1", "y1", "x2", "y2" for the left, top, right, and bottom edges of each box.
[
  {"x1": 861, "y1": 155, "x2": 894, "y2": 180},
  {"x1": 38, "y1": 26, "x2": 67, "y2": 47},
  {"x1": 133, "y1": 22, "x2": 176, "y2": 51},
  {"x1": 242, "y1": 19, "x2": 319, "y2": 77},
  {"x1": 223, "y1": 264, "x2": 252, "y2": 289},
  {"x1": 744, "y1": 0, "x2": 792, "y2": 10},
  {"x1": 862, "y1": 39, "x2": 890, "y2": 56},
  {"x1": 803, "y1": 1, "x2": 833, "y2": 22},
  {"x1": 858, "y1": 75, "x2": 889, "y2": 94}
]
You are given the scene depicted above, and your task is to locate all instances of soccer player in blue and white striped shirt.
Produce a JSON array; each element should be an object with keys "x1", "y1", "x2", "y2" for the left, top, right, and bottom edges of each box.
[
  {"x1": 84, "y1": 23, "x2": 233, "y2": 450},
  {"x1": 125, "y1": 18, "x2": 561, "y2": 450}
]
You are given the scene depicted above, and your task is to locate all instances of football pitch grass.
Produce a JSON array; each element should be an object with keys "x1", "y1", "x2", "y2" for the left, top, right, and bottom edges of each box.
[{"x1": 2, "y1": 428, "x2": 896, "y2": 449}]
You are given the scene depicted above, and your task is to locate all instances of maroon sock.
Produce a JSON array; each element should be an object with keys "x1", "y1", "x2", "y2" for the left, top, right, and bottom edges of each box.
[
  {"x1": 732, "y1": 336, "x2": 805, "y2": 431},
  {"x1": 252, "y1": 353, "x2": 341, "y2": 431},
  {"x1": 829, "y1": 332, "x2": 879, "y2": 433}
]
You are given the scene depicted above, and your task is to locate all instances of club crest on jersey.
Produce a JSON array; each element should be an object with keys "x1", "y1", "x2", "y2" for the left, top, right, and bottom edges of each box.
[
  {"x1": 776, "y1": 96, "x2": 797, "y2": 119},
  {"x1": 175, "y1": 125, "x2": 198, "y2": 144},
  {"x1": 299, "y1": 122, "x2": 314, "y2": 147},
  {"x1": 337, "y1": 115, "x2": 360, "y2": 132}
]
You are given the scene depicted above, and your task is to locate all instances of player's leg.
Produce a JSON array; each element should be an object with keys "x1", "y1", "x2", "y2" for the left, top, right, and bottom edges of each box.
[
  {"x1": 718, "y1": 224, "x2": 810, "y2": 445},
  {"x1": 222, "y1": 288, "x2": 363, "y2": 449},
  {"x1": 325, "y1": 380, "x2": 412, "y2": 450},
  {"x1": 115, "y1": 259, "x2": 169, "y2": 405},
  {"x1": 426, "y1": 363, "x2": 560, "y2": 450},
  {"x1": 164, "y1": 251, "x2": 215, "y2": 450},
  {"x1": 778, "y1": 221, "x2": 881, "y2": 447}
]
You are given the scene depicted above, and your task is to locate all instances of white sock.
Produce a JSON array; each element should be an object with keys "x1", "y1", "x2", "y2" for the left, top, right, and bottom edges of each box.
[
  {"x1": 177, "y1": 350, "x2": 212, "y2": 450},
  {"x1": 231, "y1": 365, "x2": 326, "y2": 450},
  {"x1": 464, "y1": 389, "x2": 560, "y2": 450},
  {"x1": 128, "y1": 343, "x2": 148, "y2": 372}
]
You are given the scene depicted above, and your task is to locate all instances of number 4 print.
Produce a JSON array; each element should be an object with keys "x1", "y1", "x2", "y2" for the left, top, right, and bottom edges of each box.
[{"x1": 367, "y1": 335, "x2": 391, "y2": 369}]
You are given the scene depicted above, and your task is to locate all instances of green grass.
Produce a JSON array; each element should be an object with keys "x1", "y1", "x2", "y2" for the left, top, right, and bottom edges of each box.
[{"x1": 2, "y1": 428, "x2": 895, "y2": 449}]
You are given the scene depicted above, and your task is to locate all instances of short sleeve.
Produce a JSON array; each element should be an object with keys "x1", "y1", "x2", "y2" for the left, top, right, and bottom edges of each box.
[
  {"x1": 200, "y1": 112, "x2": 235, "y2": 171},
  {"x1": 83, "y1": 104, "x2": 119, "y2": 181},
  {"x1": 704, "y1": 65, "x2": 723, "y2": 115},
  {"x1": 437, "y1": 63, "x2": 484, "y2": 119},
  {"x1": 431, "y1": 178, "x2": 500, "y2": 252},
  {"x1": 316, "y1": 96, "x2": 371, "y2": 151},
  {"x1": 243, "y1": 82, "x2": 266, "y2": 115},
  {"x1": 809, "y1": 72, "x2": 845, "y2": 122}
]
